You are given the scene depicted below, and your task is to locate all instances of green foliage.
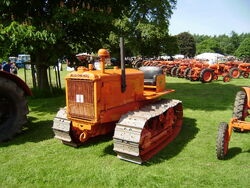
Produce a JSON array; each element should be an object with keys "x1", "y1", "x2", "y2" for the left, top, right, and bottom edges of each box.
[
  {"x1": 194, "y1": 32, "x2": 250, "y2": 55},
  {"x1": 235, "y1": 37, "x2": 250, "y2": 61},
  {"x1": 0, "y1": 0, "x2": 129, "y2": 89},
  {"x1": 176, "y1": 32, "x2": 196, "y2": 57},
  {"x1": 107, "y1": 0, "x2": 177, "y2": 57},
  {"x1": 196, "y1": 38, "x2": 220, "y2": 54}
]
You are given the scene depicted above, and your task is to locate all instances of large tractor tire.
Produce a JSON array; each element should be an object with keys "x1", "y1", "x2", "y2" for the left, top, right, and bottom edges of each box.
[
  {"x1": 223, "y1": 75, "x2": 231, "y2": 82},
  {"x1": 216, "y1": 122, "x2": 229, "y2": 160},
  {"x1": 170, "y1": 67, "x2": 178, "y2": 77},
  {"x1": 0, "y1": 77, "x2": 29, "y2": 142},
  {"x1": 229, "y1": 67, "x2": 241, "y2": 79},
  {"x1": 184, "y1": 67, "x2": 191, "y2": 79},
  {"x1": 200, "y1": 69, "x2": 214, "y2": 83},
  {"x1": 232, "y1": 90, "x2": 249, "y2": 132},
  {"x1": 176, "y1": 68, "x2": 182, "y2": 78}
]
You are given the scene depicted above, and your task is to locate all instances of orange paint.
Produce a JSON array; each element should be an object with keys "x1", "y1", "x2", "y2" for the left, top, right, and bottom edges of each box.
[{"x1": 64, "y1": 52, "x2": 174, "y2": 143}]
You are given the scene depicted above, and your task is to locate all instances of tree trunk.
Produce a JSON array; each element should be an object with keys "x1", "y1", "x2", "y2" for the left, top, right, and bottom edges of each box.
[{"x1": 36, "y1": 64, "x2": 50, "y2": 90}]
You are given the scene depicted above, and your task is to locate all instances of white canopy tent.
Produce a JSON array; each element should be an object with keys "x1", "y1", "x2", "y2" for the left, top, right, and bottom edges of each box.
[
  {"x1": 195, "y1": 52, "x2": 224, "y2": 60},
  {"x1": 173, "y1": 54, "x2": 185, "y2": 59}
]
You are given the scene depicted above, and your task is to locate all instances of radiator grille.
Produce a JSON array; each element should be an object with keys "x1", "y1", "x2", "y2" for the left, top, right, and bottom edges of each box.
[{"x1": 67, "y1": 79, "x2": 95, "y2": 120}]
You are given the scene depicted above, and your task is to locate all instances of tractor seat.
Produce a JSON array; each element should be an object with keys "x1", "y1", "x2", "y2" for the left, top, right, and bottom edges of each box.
[{"x1": 139, "y1": 66, "x2": 163, "y2": 85}]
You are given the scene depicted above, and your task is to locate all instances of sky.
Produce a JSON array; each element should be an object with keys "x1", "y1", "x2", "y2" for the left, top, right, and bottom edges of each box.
[{"x1": 169, "y1": 0, "x2": 250, "y2": 36}]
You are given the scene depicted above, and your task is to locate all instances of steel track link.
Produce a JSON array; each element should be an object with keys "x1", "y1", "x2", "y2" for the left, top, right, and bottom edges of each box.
[
  {"x1": 113, "y1": 99, "x2": 182, "y2": 164},
  {"x1": 52, "y1": 107, "x2": 79, "y2": 147}
]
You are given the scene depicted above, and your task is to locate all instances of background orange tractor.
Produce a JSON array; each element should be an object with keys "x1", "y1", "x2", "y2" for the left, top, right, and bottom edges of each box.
[
  {"x1": 238, "y1": 63, "x2": 250, "y2": 78},
  {"x1": 216, "y1": 87, "x2": 250, "y2": 159},
  {"x1": 52, "y1": 38, "x2": 183, "y2": 164}
]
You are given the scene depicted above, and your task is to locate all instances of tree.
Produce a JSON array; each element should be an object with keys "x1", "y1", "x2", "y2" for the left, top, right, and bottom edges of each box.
[
  {"x1": 235, "y1": 37, "x2": 250, "y2": 62},
  {"x1": 0, "y1": 1, "x2": 177, "y2": 90},
  {"x1": 176, "y1": 32, "x2": 196, "y2": 58},
  {"x1": 161, "y1": 35, "x2": 179, "y2": 56},
  {"x1": 107, "y1": 0, "x2": 177, "y2": 57},
  {"x1": 0, "y1": 0, "x2": 129, "y2": 90},
  {"x1": 196, "y1": 38, "x2": 220, "y2": 54}
]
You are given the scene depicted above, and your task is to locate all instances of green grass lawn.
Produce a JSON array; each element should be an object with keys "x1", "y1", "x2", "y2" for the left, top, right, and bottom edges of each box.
[{"x1": 0, "y1": 71, "x2": 249, "y2": 187}]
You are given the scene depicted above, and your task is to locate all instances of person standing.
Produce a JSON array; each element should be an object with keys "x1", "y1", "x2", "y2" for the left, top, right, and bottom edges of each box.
[
  {"x1": 11, "y1": 62, "x2": 18, "y2": 75},
  {"x1": 3, "y1": 60, "x2": 11, "y2": 73}
]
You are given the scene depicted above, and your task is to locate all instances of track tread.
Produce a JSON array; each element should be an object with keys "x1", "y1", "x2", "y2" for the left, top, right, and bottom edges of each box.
[{"x1": 113, "y1": 99, "x2": 183, "y2": 164}]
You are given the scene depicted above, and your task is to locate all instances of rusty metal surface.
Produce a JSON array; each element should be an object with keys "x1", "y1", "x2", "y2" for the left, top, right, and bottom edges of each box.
[
  {"x1": 67, "y1": 79, "x2": 95, "y2": 120},
  {"x1": 113, "y1": 99, "x2": 182, "y2": 164}
]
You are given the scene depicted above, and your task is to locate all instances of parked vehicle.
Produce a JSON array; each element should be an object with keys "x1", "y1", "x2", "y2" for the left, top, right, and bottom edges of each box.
[{"x1": 16, "y1": 54, "x2": 31, "y2": 68}]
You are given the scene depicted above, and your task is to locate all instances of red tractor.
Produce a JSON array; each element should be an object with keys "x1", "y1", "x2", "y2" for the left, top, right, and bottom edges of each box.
[
  {"x1": 216, "y1": 87, "x2": 250, "y2": 159},
  {"x1": 186, "y1": 63, "x2": 212, "y2": 82},
  {"x1": 0, "y1": 70, "x2": 32, "y2": 142},
  {"x1": 238, "y1": 63, "x2": 250, "y2": 78}
]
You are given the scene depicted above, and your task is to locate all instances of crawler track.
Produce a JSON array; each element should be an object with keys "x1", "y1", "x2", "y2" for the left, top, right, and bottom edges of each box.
[{"x1": 113, "y1": 99, "x2": 183, "y2": 164}]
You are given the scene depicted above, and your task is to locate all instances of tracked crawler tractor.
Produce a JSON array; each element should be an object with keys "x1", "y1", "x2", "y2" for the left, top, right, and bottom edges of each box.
[
  {"x1": 216, "y1": 87, "x2": 250, "y2": 159},
  {"x1": 53, "y1": 38, "x2": 183, "y2": 164}
]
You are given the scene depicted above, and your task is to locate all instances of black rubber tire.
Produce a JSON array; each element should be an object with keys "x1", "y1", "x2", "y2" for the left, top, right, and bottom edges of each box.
[
  {"x1": 170, "y1": 67, "x2": 178, "y2": 77},
  {"x1": 134, "y1": 61, "x2": 143, "y2": 69},
  {"x1": 200, "y1": 69, "x2": 214, "y2": 83},
  {"x1": 184, "y1": 67, "x2": 192, "y2": 79},
  {"x1": 216, "y1": 122, "x2": 229, "y2": 160},
  {"x1": 229, "y1": 67, "x2": 241, "y2": 78},
  {"x1": 232, "y1": 90, "x2": 248, "y2": 132},
  {"x1": 242, "y1": 72, "x2": 249, "y2": 78},
  {"x1": 0, "y1": 77, "x2": 29, "y2": 142}
]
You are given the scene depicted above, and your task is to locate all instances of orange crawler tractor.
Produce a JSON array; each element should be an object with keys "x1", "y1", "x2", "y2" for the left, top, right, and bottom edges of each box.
[
  {"x1": 216, "y1": 87, "x2": 250, "y2": 159},
  {"x1": 52, "y1": 38, "x2": 183, "y2": 164}
]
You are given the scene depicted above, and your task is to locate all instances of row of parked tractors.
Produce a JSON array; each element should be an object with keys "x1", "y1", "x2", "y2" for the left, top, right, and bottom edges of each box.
[{"x1": 133, "y1": 59, "x2": 250, "y2": 83}]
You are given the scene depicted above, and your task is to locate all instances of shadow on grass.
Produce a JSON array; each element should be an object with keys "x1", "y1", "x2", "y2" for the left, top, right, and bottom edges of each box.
[
  {"x1": 224, "y1": 147, "x2": 242, "y2": 160},
  {"x1": 102, "y1": 117, "x2": 198, "y2": 165},
  {"x1": 27, "y1": 95, "x2": 66, "y2": 115},
  {"x1": 164, "y1": 81, "x2": 244, "y2": 111},
  {"x1": 0, "y1": 117, "x2": 54, "y2": 147},
  {"x1": 77, "y1": 132, "x2": 114, "y2": 149},
  {"x1": 0, "y1": 95, "x2": 66, "y2": 147}
]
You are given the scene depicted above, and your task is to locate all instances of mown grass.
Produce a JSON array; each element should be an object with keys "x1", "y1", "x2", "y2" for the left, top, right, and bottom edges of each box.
[{"x1": 0, "y1": 69, "x2": 249, "y2": 187}]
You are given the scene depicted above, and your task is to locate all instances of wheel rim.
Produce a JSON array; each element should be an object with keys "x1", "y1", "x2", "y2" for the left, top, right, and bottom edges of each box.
[
  {"x1": 231, "y1": 70, "x2": 240, "y2": 78},
  {"x1": 223, "y1": 76, "x2": 230, "y2": 82},
  {"x1": 243, "y1": 73, "x2": 249, "y2": 78},
  {"x1": 224, "y1": 130, "x2": 229, "y2": 155},
  {"x1": 213, "y1": 75, "x2": 218, "y2": 80},
  {"x1": 203, "y1": 71, "x2": 212, "y2": 81}
]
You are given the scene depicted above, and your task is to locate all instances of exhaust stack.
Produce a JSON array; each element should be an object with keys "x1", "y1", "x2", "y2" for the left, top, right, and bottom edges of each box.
[{"x1": 120, "y1": 37, "x2": 126, "y2": 92}]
